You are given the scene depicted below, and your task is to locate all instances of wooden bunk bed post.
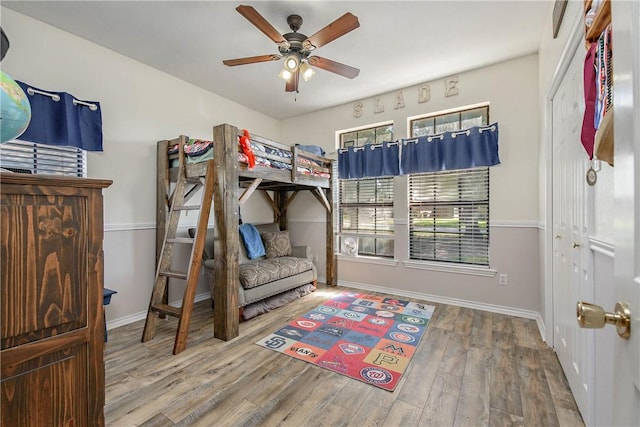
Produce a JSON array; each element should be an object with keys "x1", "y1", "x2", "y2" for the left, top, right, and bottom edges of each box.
[
  {"x1": 156, "y1": 139, "x2": 171, "y2": 308},
  {"x1": 212, "y1": 124, "x2": 240, "y2": 340},
  {"x1": 308, "y1": 183, "x2": 336, "y2": 286},
  {"x1": 274, "y1": 190, "x2": 287, "y2": 230},
  {"x1": 326, "y1": 162, "x2": 337, "y2": 286},
  {"x1": 156, "y1": 139, "x2": 169, "y2": 264}
]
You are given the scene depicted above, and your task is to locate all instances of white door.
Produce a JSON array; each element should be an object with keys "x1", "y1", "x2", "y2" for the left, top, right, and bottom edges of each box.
[
  {"x1": 610, "y1": 1, "x2": 640, "y2": 424},
  {"x1": 551, "y1": 39, "x2": 595, "y2": 423}
]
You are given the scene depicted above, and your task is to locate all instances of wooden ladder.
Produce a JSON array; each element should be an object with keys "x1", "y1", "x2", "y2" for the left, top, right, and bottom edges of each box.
[{"x1": 142, "y1": 140, "x2": 215, "y2": 354}]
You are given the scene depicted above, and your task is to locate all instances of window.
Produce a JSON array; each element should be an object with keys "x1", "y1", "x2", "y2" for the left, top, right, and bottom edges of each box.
[
  {"x1": 408, "y1": 106, "x2": 490, "y2": 266},
  {"x1": 338, "y1": 123, "x2": 394, "y2": 258},
  {"x1": 339, "y1": 178, "x2": 394, "y2": 257},
  {"x1": 410, "y1": 106, "x2": 489, "y2": 137},
  {"x1": 0, "y1": 140, "x2": 87, "y2": 177},
  {"x1": 340, "y1": 124, "x2": 393, "y2": 147}
]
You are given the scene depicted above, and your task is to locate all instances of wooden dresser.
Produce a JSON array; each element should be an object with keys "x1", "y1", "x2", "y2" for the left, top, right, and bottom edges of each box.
[{"x1": 0, "y1": 173, "x2": 112, "y2": 426}]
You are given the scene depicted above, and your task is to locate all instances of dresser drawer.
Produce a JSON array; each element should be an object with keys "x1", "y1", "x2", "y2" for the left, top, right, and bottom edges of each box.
[{"x1": 1, "y1": 193, "x2": 88, "y2": 350}]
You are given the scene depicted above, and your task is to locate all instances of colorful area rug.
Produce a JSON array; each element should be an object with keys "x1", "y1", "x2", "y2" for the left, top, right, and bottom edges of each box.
[{"x1": 255, "y1": 290, "x2": 435, "y2": 391}]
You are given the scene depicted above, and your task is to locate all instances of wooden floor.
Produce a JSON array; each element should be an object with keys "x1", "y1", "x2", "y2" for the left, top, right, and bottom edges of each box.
[{"x1": 104, "y1": 285, "x2": 585, "y2": 426}]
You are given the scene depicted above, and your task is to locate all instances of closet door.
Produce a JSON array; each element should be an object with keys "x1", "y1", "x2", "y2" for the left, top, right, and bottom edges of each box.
[{"x1": 551, "y1": 41, "x2": 594, "y2": 423}]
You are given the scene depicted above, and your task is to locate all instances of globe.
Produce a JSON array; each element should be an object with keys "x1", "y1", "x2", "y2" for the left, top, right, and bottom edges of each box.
[{"x1": 1, "y1": 71, "x2": 31, "y2": 143}]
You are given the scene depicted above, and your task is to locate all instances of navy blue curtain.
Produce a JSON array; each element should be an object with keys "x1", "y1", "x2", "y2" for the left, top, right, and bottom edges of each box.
[
  {"x1": 363, "y1": 141, "x2": 400, "y2": 177},
  {"x1": 17, "y1": 81, "x2": 103, "y2": 151},
  {"x1": 400, "y1": 135, "x2": 441, "y2": 173},
  {"x1": 338, "y1": 146, "x2": 364, "y2": 179},
  {"x1": 400, "y1": 123, "x2": 500, "y2": 174},
  {"x1": 338, "y1": 141, "x2": 399, "y2": 179}
]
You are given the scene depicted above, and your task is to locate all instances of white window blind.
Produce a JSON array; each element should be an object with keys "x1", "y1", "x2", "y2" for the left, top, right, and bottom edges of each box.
[
  {"x1": 339, "y1": 177, "x2": 394, "y2": 257},
  {"x1": 408, "y1": 104, "x2": 490, "y2": 267},
  {"x1": 338, "y1": 122, "x2": 395, "y2": 258},
  {"x1": 408, "y1": 169, "x2": 489, "y2": 265},
  {"x1": 0, "y1": 140, "x2": 86, "y2": 177}
]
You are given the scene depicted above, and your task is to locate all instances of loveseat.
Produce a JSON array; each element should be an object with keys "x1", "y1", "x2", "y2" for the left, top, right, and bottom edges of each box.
[{"x1": 191, "y1": 223, "x2": 317, "y2": 319}]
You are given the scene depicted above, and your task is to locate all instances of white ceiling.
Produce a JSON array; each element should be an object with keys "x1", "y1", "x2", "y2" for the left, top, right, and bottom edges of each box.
[{"x1": 2, "y1": 1, "x2": 552, "y2": 120}]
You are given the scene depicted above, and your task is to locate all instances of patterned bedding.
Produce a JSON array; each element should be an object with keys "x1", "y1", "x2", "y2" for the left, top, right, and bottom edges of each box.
[{"x1": 169, "y1": 138, "x2": 330, "y2": 178}]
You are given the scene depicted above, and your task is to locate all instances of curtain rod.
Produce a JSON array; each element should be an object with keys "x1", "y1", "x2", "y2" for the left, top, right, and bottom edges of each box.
[
  {"x1": 26, "y1": 87, "x2": 60, "y2": 101},
  {"x1": 26, "y1": 86, "x2": 98, "y2": 111}
]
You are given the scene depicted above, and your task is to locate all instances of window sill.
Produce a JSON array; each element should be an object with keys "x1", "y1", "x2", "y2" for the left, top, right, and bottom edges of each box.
[
  {"x1": 337, "y1": 254, "x2": 399, "y2": 267},
  {"x1": 403, "y1": 260, "x2": 497, "y2": 277}
]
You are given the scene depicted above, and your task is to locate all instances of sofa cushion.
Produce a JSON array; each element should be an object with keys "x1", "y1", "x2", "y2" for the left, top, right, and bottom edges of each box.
[
  {"x1": 261, "y1": 230, "x2": 292, "y2": 258},
  {"x1": 239, "y1": 256, "x2": 314, "y2": 289}
]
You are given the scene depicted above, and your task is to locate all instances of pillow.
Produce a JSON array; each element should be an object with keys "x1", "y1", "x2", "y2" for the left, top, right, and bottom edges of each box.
[
  {"x1": 239, "y1": 224, "x2": 266, "y2": 260},
  {"x1": 261, "y1": 230, "x2": 292, "y2": 259}
]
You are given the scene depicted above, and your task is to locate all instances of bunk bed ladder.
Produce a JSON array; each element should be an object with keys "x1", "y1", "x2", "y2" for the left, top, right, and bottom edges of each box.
[{"x1": 142, "y1": 153, "x2": 215, "y2": 354}]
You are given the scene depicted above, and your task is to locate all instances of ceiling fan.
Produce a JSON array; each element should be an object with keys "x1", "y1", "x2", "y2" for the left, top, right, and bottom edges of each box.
[{"x1": 223, "y1": 5, "x2": 360, "y2": 93}]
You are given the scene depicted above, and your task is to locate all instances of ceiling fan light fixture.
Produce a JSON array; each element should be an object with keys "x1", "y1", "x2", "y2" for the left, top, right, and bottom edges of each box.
[
  {"x1": 223, "y1": 6, "x2": 361, "y2": 93},
  {"x1": 278, "y1": 68, "x2": 294, "y2": 81},
  {"x1": 300, "y1": 62, "x2": 315, "y2": 82},
  {"x1": 283, "y1": 54, "x2": 300, "y2": 72}
]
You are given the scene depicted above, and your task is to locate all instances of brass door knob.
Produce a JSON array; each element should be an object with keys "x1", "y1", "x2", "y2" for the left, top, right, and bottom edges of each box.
[{"x1": 577, "y1": 301, "x2": 631, "y2": 339}]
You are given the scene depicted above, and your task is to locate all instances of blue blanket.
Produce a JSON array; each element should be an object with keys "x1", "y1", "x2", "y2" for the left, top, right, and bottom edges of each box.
[{"x1": 239, "y1": 223, "x2": 266, "y2": 259}]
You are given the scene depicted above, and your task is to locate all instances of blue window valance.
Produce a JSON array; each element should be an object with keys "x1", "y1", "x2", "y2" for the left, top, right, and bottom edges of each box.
[
  {"x1": 338, "y1": 141, "x2": 400, "y2": 179},
  {"x1": 338, "y1": 145, "x2": 363, "y2": 179},
  {"x1": 338, "y1": 123, "x2": 500, "y2": 179},
  {"x1": 400, "y1": 123, "x2": 500, "y2": 174},
  {"x1": 16, "y1": 81, "x2": 103, "y2": 151}
]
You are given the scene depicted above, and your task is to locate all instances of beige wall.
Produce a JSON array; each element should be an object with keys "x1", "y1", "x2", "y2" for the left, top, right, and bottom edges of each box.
[
  {"x1": 1, "y1": 8, "x2": 282, "y2": 325},
  {"x1": 282, "y1": 54, "x2": 542, "y2": 314},
  {"x1": 282, "y1": 54, "x2": 540, "y2": 223}
]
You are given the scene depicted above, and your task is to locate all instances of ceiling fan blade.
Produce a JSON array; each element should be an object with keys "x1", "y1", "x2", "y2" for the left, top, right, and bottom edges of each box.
[
  {"x1": 223, "y1": 54, "x2": 282, "y2": 66},
  {"x1": 236, "y1": 5, "x2": 287, "y2": 44},
  {"x1": 285, "y1": 70, "x2": 299, "y2": 92},
  {"x1": 303, "y1": 12, "x2": 359, "y2": 50},
  {"x1": 308, "y1": 56, "x2": 360, "y2": 79}
]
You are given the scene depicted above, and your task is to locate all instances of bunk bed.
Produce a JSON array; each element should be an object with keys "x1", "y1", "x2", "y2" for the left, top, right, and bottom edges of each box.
[{"x1": 154, "y1": 123, "x2": 337, "y2": 345}]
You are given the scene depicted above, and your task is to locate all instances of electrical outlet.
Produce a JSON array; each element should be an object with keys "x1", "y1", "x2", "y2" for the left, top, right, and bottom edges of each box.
[
  {"x1": 313, "y1": 254, "x2": 318, "y2": 262},
  {"x1": 499, "y1": 274, "x2": 508, "y2": 285}
]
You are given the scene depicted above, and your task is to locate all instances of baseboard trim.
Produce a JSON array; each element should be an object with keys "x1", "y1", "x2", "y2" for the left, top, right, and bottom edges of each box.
[
  {"x1": 106, "y1": 291, "x2": 210, "y2": 330},
  {"x1": 536, "y1": 311, "x2": 547, "y2": 344},
  {"x1": 337, "y1": 279, "x2": 542, "y2": 322},
  {"x1": 108, "y1": 282, "x2": 548, "y2": 342}
]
